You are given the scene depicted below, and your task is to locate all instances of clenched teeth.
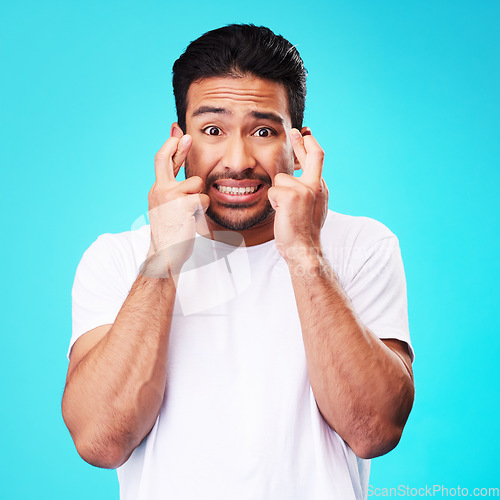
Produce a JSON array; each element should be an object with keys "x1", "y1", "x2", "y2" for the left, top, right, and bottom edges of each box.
[{"x1": 216, "y1": 185, "x2": 259, "y2": 195}]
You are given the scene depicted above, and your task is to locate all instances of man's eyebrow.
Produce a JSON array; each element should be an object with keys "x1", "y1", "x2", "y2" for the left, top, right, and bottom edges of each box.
[
  {"x1": 191, "y1": 107, "x2": 284, "y2": 125},
  {"x1": 191, "y1": 106, "x2": 230, "y2": 117},
  {"x1": 251, "y1": 111, "x2": 284, "y2": 125}
]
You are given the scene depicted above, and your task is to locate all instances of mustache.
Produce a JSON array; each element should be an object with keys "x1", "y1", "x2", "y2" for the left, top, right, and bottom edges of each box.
[{"x1": 205, "y1": 170, "x2": 271, "y2": 185}]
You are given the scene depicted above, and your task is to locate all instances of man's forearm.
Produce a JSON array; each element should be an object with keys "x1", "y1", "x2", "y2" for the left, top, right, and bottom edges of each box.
[
  {"x1": 287, "y1": 249, "x2": 414, "y2": 459},
  {"x1": 62, "y1": 273, "x2": 176, "y2": 468}
]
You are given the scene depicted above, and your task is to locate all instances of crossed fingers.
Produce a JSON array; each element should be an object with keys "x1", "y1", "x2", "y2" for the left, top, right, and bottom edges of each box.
[
  {"x1": 289, "y1": 128, "x2": 325, "y2": 189},
  {"x1": 154, "y1": 134, "x2": 192, "y2": 184}
]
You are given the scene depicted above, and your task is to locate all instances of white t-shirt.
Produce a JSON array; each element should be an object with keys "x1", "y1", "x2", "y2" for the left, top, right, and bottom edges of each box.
[{"x1": 70, "y1": 211, "x2": 413, "y2": 500}]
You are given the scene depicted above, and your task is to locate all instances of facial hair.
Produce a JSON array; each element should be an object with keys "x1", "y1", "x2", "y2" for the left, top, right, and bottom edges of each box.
[{"x1": 185, "y1": 160, "x2": 275, "y2": 231}]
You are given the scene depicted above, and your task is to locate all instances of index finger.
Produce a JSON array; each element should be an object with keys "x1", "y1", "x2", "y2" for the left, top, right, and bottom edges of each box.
[
  {"x1": 154, "y1": 136, "x2": 181, "y2": 183},
  {"x1": 300, "y1": 134, "x2": 325, "y2": 186}
]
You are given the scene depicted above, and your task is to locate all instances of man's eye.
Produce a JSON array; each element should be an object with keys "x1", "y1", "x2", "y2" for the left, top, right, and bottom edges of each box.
[
  {"x1": 203, "y1": 126, "x2": 222, "y2": 136},
  {"x1": 253, "y1": 128, "x2": 274, "y2": 138}
]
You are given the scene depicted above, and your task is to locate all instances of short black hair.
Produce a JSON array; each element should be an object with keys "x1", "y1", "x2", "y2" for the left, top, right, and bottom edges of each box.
[{"x1": 172, "y1": 24, "x2": 307, "y2": 132}]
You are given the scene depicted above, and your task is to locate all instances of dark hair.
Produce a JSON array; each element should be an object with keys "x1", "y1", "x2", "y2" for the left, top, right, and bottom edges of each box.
[{"x1": 172, "y1": 24, "x2": 307, "y2": 132}]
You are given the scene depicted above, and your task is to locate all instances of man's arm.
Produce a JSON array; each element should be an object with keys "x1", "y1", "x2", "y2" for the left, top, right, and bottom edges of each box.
[
  {"x1": 62, "y1": 276, "x2": 176, "y2": 468},
  {"x1": 288, "y1": 253, "x2": 414, "y2": 459},
  {"x1": 268, "y1": 129, "x2": 414, "y2": 459},
  {"x1": 62, "y1": 130, "x2": 209, "y2": 468}
]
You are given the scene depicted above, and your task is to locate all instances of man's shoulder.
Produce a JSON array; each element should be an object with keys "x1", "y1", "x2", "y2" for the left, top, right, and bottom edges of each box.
[
  {"x1": 322, "y1": 210, "x2": 398, "y2": 249},
  {"x1": 81, "y1": 225, "x2": 150, "y2": 264}
]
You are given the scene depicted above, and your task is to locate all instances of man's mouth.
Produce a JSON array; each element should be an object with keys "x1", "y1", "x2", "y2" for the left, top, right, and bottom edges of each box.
[{"x1": 214, "y1": 184, "x2": 261, "y2": 195}]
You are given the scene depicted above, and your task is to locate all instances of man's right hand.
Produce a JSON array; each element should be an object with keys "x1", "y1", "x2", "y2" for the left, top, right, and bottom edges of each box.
[{"x1": 145, "y1": 128, "x2": 210, "y2": 277}]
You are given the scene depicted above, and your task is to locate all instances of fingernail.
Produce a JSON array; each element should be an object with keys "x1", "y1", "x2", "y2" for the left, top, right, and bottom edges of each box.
[
  {"x1": 290, "y1": 129, "x2": 302, "y2": 141},
  {"x1": 179, "y1": 134, "x2": 191, "y2": 146}
]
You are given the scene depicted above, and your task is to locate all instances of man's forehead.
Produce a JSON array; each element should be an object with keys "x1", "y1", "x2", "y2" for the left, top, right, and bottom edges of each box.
[{"x1": 186, "y1": 75, "x2": 291, "y2": 122}]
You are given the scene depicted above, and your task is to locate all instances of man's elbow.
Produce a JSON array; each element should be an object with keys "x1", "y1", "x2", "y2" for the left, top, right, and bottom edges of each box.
[
  {"x1": 62, "y1": 401, "x2": 132, "y2": 469},
  {"x1": 349, "y1": 424, "x2": 405, "y2": 459},
  {"x1": 72, "y1": 435, "x2": 131, "y2": 469},
  {"x1": 350, "y1": 392, "x2": 414, "y2": 459},
  {"x1": 346, "y1": 381, "x2": 414, "y2": 459}
]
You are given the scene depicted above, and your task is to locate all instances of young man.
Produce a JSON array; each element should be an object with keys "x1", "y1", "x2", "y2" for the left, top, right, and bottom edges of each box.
[{"x1": 63, "y1": 24, "x2": 414, "y2": 500}]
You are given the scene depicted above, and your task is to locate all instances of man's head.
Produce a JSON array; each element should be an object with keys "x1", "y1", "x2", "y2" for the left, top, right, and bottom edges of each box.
[
  {"x1": 172, "y1": 24, "x2": 307, "y2": 133},
  {"x1": 171, "y1": 25, "x2": 308, "y2": 242}
]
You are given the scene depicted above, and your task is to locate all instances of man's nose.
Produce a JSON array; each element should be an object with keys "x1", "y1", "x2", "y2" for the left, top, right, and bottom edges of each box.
[{"x1": 221, "y1": 135, "x2": 256, "y2": 172}]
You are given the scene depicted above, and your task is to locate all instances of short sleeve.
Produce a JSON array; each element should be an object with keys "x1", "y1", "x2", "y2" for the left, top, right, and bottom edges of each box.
[
  {"x1": 344, "y1": 235, "x2": 414, "y2": 361},
  {"x1": 69, "y1": 234, "x2": 131, "y2": 358}
]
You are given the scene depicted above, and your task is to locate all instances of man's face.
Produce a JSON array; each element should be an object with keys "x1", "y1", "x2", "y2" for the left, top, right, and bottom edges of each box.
[{"x1": 183, "y1": 74, "x2": 295, "y2": 238}]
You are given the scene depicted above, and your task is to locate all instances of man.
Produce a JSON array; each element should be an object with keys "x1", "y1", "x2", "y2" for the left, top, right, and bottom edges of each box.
[{"x1": 63, "y1": 24, "x2": 414, "y2": 500}]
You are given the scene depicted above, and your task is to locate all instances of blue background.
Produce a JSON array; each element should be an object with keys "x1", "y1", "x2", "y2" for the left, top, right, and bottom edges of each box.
[{"x1": 1, "y1": 0, "x2": 498, "y2": 497}]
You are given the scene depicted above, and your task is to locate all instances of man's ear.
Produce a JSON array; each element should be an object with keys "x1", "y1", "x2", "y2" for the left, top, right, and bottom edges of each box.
[
  {"x1": 293, "y1": 126, "x2": 312, "y2": 171},
  {"x1": 170, "y1": 122, "x2": 184, "y2": 138}
]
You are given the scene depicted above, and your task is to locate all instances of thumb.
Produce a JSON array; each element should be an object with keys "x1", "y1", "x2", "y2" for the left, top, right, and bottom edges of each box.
[
  {"x1": 198, "y1": 193, "x2": 210, "y2": 212},
  {"x1": 267, "y1": 187, "x2": 279, "y2": 211}
]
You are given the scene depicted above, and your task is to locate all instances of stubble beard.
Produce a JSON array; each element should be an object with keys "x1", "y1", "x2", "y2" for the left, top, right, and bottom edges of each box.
[
  {"x1": 185, "y1": 161, "x2": 275, "y2": 231},
  {"x1": 206, "y1": 198, "x2": 275, "y2": 231}
]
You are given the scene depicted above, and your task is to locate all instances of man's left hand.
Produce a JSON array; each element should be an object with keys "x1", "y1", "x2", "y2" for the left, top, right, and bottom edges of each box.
[{"x1": 268, "y1": 128, "x2": 329, "y2": 262}]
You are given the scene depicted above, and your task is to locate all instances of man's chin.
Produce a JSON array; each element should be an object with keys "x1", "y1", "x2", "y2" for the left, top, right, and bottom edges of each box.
[{"x1": 206, "y1": 203, "x2": 274, "y2": 231}]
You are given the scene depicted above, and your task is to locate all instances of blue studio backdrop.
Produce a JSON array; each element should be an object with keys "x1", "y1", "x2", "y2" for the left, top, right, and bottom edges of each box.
[{"x1": 1, "y1": 0, "x2": 498, "y2": 498}]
